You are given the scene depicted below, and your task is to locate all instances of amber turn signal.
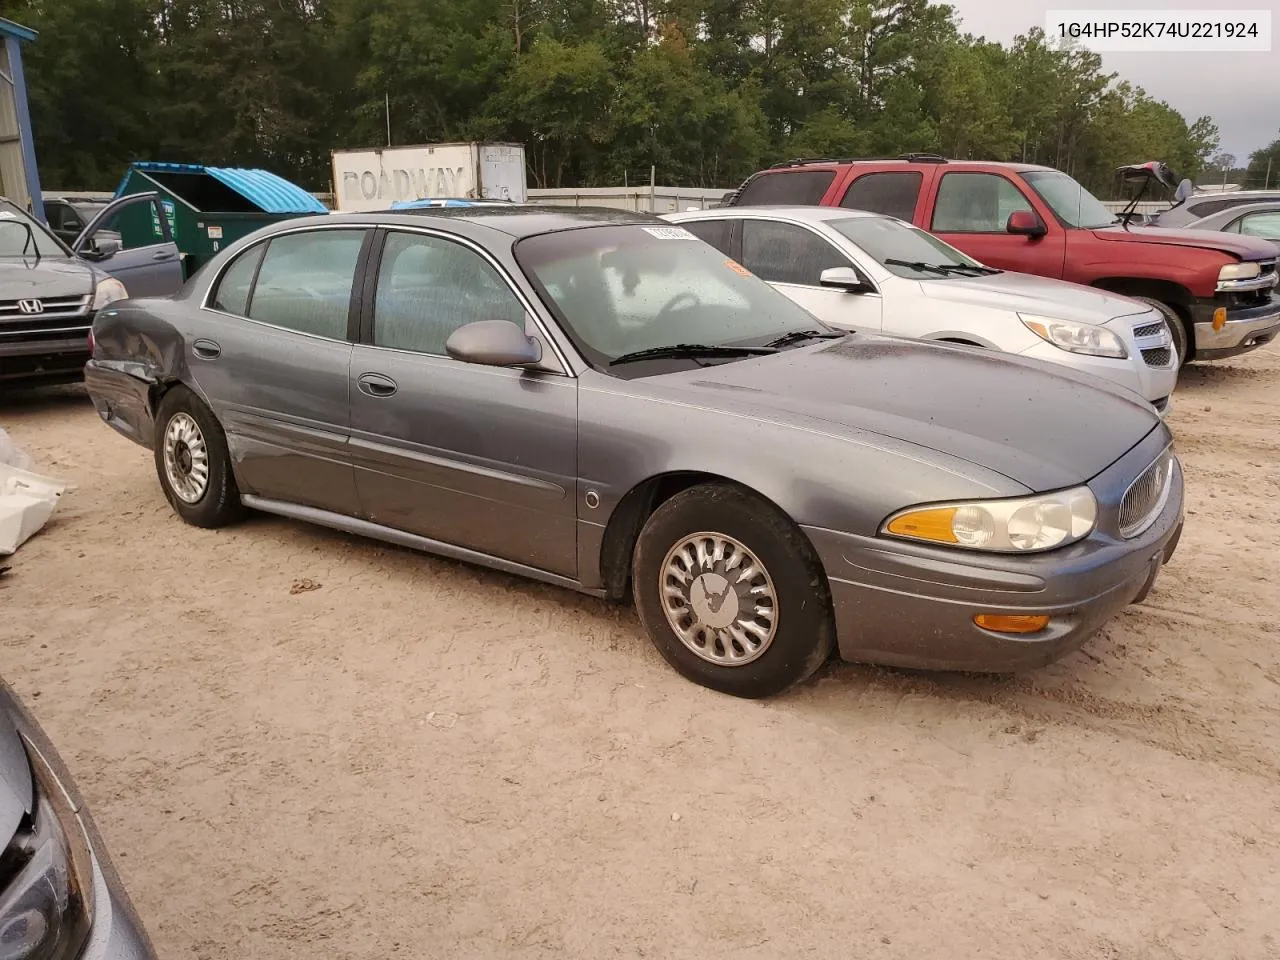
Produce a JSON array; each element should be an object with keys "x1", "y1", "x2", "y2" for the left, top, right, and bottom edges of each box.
[
  {"x1": 973, "y1": 613, "x2": 1050, "y2": 634},
  {"x1": 885, "y1": 507, "x2": 958, "y2": 543},
  {"x1": 1212, "y1": 307, "x2": 1227, "y2": 332}
]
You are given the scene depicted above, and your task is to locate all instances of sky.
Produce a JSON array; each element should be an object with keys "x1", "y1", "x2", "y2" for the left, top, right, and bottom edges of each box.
[{"x1": 943, "y1": 0, "x2": 1279, "y2": 168}]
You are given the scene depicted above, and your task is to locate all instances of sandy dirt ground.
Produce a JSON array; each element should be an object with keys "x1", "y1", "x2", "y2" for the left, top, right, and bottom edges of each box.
[{"x1": 2, "y1": 349, "x2": 1279, "y2": 960}]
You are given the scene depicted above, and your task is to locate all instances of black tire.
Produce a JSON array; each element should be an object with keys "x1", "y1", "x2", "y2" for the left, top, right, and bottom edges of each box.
[
  {"x1": 152, "y1": 385, "x2": 244, "y2": 528},
  {"x1": 632, "y1": 483, "x2": 835, "y2": 698},
  {"x1": 1132, "y1": 296, "x2": 1190, "y2": 368}
]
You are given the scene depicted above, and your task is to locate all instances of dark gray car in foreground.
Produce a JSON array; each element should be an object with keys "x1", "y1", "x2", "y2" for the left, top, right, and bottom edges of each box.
[
  {"x1": 0, "y1": 679, "x2": 158, "y2": 959},
  {"x1": 84, "y1": 208, "x2": 1184, "y2": 697}
]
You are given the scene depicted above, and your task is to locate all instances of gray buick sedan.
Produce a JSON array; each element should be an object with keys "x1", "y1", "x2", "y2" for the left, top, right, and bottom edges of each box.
[{"x1": 84, "y1": 208, "x2": 1184, "y2": 698}]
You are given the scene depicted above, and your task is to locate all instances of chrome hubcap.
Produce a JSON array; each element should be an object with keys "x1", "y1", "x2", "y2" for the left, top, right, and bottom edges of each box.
[
  {"x1": 660, "y1": 532, "x2": 778, "y2": 667},
  {"x1": 163, "y1": 413, "x2": 209, "y2": 504}
]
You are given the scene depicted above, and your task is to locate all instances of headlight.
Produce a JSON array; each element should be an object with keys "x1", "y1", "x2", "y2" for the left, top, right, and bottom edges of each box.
[
  {"x1": 1218, "y1": 262, "x2": 1260, "y2": 282},
  {"x1": 0, "y1": 738, "x2": 94, "y2": 960},
  {"x1": 91, "y1": 277, "x2": 128, "y2": 311},
  {"x1": 1020, "y1": 314, "x2": 1127, "y2": 359},
  {"x1": 882, "y1": 487, "x2": 1098, "y2": 553}
]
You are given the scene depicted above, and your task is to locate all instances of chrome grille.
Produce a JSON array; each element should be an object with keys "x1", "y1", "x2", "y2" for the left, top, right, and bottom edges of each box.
[
  {"x1": 1119, "y1": 448, "x2": 1175, "y2": 539},
  {"x1": 1131, "y1": 314, "x2": 1173, "y2": 368},
  {"x1": 0, "y1": 295, "x2": 92, "y2": 342}
]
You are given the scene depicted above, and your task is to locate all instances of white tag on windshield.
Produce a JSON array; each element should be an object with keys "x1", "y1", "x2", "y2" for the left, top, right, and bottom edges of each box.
[{"x1": 642, "y1": 226, "x2": 697, "y2": 240}]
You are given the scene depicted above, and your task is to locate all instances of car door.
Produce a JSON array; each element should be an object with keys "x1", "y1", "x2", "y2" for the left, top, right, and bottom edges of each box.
[
  {"x1": 44, "y1": 202, "x2": 82, "y2": 245},
  {"x1": 71, "y1": 193, "x2": 184, "y2": 297},
  {"x1": 737, "y1": 218, "x2": 884, "y2": 330},
  {"x1": 927, "y1": 171, "x2": 1067, "y2": 279},
  {"x1": 348, "y1": 227, "x2": 579, "y2": 578},
  {"x1": 189, "y1": 225, "x2": 366, "y2": 517}
]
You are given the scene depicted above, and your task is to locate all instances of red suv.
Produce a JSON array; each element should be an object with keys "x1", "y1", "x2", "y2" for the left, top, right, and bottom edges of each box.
[{"x1": 726, "y1": 155, "x2": 1280, "y2": 366}]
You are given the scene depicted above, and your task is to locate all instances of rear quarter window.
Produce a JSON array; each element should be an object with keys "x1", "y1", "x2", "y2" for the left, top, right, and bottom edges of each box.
[{"x1": 735, "y1": 171, "x2": 835, "y2": 206}]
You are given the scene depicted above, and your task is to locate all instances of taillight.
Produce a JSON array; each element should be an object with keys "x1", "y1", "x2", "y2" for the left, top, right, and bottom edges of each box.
[{"x1": 87, "y1": 330, "x2": 95, "y2": 354}]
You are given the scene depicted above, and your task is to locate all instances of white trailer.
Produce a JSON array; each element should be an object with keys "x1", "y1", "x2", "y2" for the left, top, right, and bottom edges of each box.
[{"x1": 331, "y1": 142, "x2": 527, "y2": 212}]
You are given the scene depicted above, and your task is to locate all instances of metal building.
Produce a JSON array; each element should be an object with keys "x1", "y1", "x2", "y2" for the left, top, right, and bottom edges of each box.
[{"x1": 0, "y1": 17, "x2": 42, "y2": 220}]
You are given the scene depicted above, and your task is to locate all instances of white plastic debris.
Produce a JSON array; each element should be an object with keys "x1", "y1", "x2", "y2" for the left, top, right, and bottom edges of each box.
[
  {"x1": 0, "y1": 457, "x2": 73, "y2": 556},
  {"x1": 0, "y1": 427, "x2": 34, "y2": 473}
]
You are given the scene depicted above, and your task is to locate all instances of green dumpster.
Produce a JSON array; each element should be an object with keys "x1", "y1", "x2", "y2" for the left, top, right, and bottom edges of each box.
[{"x1": 112, "y1": 162, "x2": 328, "y2": 275}]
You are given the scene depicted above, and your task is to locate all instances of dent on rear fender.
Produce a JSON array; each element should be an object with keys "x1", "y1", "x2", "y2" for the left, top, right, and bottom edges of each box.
[{"x1": 95, "y1": 308, "x2": 188, "y2": 385}]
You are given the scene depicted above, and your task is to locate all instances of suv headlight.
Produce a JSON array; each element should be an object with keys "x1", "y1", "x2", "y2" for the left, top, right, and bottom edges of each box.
[
  {"x1": 1218, "y1": 262, "x2": 1260, "y2": 282},
  {"x1": 882, "y1": 487, "x2": 1098, "y2": 553},
  {"x1": 1020, "y1": 314, "x2": 1127, "y2": 359},
  {"x1": 91, "y1": 278, "x2": 128, "y2": 311},
  {"x1": 0, "y1": 738, "x2": 94, "y2": 960}
]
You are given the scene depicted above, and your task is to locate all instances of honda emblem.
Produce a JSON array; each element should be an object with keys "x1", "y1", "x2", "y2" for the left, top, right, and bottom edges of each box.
[{"x1": 17, "y1": 299, "x2": 43, "y2": 315}]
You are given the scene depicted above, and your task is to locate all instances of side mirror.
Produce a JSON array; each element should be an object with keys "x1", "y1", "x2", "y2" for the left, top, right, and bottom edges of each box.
[
  {"x1": 445, "y1": 319, "x2": 543, "y2": 367},
  {"x1": 80, "y1": 236, "x2": 122, "y2": 260},
  {"x1": 1006, "y1": 210, "x2": 1048, "y2": 238},
  {"x1": 819, "y1": 266, "x2": 874, "y2": 294}
]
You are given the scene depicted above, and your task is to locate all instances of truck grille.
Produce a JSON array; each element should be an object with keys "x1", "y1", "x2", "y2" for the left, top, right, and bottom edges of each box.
[
  {"x1": 1131, "y1": 314, "x2": 1174, "y2": 368},
  {"x1": 0, "y1": 295, "x2": 92, "y2": 342},
  {"x1": 1119, "y1": 448, "x2": 1175, "y2": 539}
]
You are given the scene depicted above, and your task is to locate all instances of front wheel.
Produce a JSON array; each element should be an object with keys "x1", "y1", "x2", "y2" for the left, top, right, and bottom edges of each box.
[
  {"x1": 153, "y1": 385, "x2": 245, "y2": 528},
  {"x1": 1132, "y1": 296, "x2": 1190, "y2": 368},
  {"x1": 632, "y1": 483, "x2": 835, "y2": 698}
]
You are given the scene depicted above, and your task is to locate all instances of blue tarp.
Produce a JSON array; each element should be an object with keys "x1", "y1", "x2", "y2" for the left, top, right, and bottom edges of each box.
[{"x1": 114, "y1": 162, "x2": 327, "y2": 214}]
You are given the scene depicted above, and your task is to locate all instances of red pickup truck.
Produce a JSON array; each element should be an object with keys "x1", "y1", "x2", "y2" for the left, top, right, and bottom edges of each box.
[{"x1": 726, "y1": 155, "x2": 1280, "y2": 366}]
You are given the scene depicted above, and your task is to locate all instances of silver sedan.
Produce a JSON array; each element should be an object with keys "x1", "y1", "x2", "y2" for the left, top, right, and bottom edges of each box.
[{"x1": 666, "y1": 206, "x2": 1179, "y2": 415}]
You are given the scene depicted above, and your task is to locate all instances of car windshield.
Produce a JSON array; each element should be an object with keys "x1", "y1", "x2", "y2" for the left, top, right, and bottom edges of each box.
[
  {"x1": 515, "y1": 224, "x2": 828, "y2": 373},
  {"x1": 0, "y1": 200, "x2": 70, "y2": 258},
  {"x1": 1022, "y1": 171, "x2": 1117, "y2": 229},
  {"x1": 828, "y1": 216, "x2": 988, "y2": 279}
]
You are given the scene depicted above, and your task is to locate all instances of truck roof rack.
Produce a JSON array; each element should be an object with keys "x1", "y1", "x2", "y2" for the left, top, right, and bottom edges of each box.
[{"x1": 768, "y1": 153, "x2": 948, "y2": 169}]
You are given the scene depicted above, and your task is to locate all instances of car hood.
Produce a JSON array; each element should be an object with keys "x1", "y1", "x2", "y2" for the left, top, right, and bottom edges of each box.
[
  {"x1": 653, "y1": 335, "x2": 1159, "y2": 492},
  {"x1": 916, "y1": 271, "x2": 1153, "y2": 324},
  {"x1": 0, "y1": 257, "x2": 96, "y2": 300},
  {"x1": 1092, "y1": 225, "x2": 1276, "y2": 261},
  {"x1": 0, "y1": 685, "x2": 33, "y2": 847}
]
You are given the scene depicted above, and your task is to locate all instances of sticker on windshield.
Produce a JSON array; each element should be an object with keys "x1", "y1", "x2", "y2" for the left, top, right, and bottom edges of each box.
[
  {"x1": 724, "y1": 258, "x2": 753, "y2": 277},
  {"x1": 0, "y1": 212, "x2": 15, "y2": 220},
  {"x1": 642, "y1": 226, "x2": 698, "y2": 240}
]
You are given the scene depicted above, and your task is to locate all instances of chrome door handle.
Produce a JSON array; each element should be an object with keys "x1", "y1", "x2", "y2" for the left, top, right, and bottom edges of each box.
[{"x1": 192, "y1": 338, "x2": 221, "y2": 360}]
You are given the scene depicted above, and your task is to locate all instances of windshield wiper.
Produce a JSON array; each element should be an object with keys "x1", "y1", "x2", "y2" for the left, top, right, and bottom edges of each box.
[
  {"x1": 609, "y1": 343, "x2": 777, "y2": 366},
  {"x1": 941, "y1": 263, "x2": 1001, "y2": 276},
  {"x1": 884, "y1": 258, "x2": 993, "y2": 276},
  {"x1": 763, "y1": 329, "x2": 847, "y2": 349}
]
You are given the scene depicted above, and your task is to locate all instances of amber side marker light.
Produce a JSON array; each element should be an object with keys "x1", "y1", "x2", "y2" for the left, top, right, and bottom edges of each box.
[
  {"x1": 1212, "y1": 307, "x2": 1227, "y2": 332},
  {"x1": 973, "y1": 614, "x2": 1050, "y2": 634}
]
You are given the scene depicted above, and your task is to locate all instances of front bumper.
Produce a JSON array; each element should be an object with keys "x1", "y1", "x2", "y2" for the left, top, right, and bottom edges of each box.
[
  {"x1": 0, "y1": 337, "x2": 91, "y2": 385},
  {"x1": 1190, "y1": 298, "x2": 1280, "y2": 361},
  {"x1": 803, "y1": 436, "x2": 1185, "y2": 672}
]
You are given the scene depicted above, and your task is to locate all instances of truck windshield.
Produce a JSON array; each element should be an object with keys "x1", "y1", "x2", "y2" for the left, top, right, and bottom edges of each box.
[
  {"x1": 0, "y1": 201, "x2": 70, "y2": 258},
  {"x1": 1022, "y1": 171, "x2": 1117, "y2": 229}
]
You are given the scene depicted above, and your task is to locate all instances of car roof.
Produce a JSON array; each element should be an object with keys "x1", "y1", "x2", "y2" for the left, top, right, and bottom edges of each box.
[
  {"x1": 321, "y1": 205, "x2": 664, "y2": 239},
  {"x1": 757, "y1": 158, "x2": 1058, "y2": 174},
  {"x1": 675, "y1": 205, "x2": 884, "y2": 223}
]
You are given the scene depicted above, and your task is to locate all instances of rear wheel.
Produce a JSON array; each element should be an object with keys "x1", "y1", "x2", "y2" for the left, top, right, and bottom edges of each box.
[
  {"x1": 1132, "y1": 296, "x2": 1190, "y2": 368},
  {"x1": 153, "y1": 385, "x2": 244, "y2": 528},
  {"x1": 632, "y1": 483, "x2": 835, "y2": 698}
]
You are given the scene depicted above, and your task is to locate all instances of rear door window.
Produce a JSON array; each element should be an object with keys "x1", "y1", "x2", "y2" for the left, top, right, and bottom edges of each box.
[
  {"x1": 840, "y1": 172, "x2": 923, "y2": 221},
  {"x1": 211, "y1": 242, "x2": 267, "y2": 315},
  {"x1": 246, "y1": 229, "x2": 365, "y2": 339},
  {"x1": 735, "y1": 171, "x2": 835, "y2": 206},
  {"x1": 740, "y1": 220, "x2": 849, "y2": 286}
]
